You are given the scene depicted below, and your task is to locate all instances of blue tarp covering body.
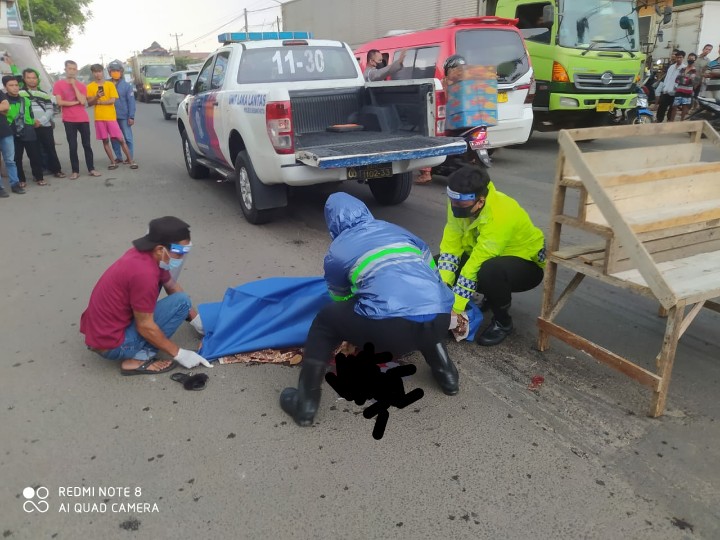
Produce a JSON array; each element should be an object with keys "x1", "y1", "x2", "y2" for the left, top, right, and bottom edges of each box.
[{"x1": 198, "y1": 277, "x2": 332, "y2": 360}]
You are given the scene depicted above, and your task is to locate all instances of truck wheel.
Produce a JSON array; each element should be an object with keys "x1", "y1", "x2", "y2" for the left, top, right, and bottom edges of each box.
[
  {"x1": 234, "y1": 152, "x2": 275, "y2": 225},
  {"x1": 181, "y1": 130, "x2": 209, "y2": 179},
  {"x1": 161, "y1": 103, "x2": 172, "y2": 120},
  {"x1": 369, "y1": 172, "x2": 412, "y2": 206}
]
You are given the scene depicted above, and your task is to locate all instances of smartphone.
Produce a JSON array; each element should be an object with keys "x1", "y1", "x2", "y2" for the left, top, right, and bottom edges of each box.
[{"x1": 96, "y1": 85, "x2": 104, "y2": 96}]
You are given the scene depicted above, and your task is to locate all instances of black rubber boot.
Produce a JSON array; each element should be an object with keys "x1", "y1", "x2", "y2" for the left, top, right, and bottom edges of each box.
[
  {"x1": 280, "y1": 360, "x2": 326, "y2": 427},
  {"x1": 478, "y1": 317, "x2": 513, "y2": 346},
  {"x1": 424, "y1": 342, "x2": 459, "y2": 396}
]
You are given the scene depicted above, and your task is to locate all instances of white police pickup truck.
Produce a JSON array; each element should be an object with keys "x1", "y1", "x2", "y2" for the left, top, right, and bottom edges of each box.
[{"x1": 174, "y1": 31, "x2": 467, "y2": 224}]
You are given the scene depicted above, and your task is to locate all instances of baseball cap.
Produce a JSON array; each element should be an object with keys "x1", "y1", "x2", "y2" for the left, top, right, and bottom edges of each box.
[{"x1": 132, "y1": 216, "x2": 191, "y2": 252}]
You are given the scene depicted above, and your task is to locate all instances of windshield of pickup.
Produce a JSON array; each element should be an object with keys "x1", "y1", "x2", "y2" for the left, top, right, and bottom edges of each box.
[
  {"x1": 455, "y1": 30, "x2": 530, "y2": 84},
  {"x1": 237, "y1": 46, "x2": 359, "y2": 84},
  {"x1": 146, "y1": 65, "x2": 175, "y2": 78},
  {"x1": 558, "y1": 0, "x2": 639, "y2": 51}
]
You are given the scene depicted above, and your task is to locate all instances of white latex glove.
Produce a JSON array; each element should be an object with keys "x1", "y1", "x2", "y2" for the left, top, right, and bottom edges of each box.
[
  {"x1": 174, "y1": 348, "x2": 212, "y2": 369},
  {"x1": 189, "y1": 313, "x2": 205, "y2": 336},
  {"x1": 449, "y1": 312, "x2": 459, "y2": 330}
]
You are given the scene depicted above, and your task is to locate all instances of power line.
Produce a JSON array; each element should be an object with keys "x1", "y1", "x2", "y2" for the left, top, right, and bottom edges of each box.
[
  {"x1": 179, "y1": 4, "x2": 284, "y2": 48},
  {"x1": 180, "y1": 13, "x2": 246, "y2": 48}
]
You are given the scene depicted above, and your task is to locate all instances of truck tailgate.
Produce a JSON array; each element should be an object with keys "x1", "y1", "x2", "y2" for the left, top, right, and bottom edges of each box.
[{"x1": 295, "y1": 133, "x2": 467, "y2": 169}]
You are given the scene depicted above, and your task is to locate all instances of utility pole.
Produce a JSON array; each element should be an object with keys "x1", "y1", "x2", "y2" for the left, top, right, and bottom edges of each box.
[
  {"x1": 244, "y1": 8, "x2": 249, "y2": 33},
  {"x1": 170, "y1": 33, "x2": 183, "y2": 54}
]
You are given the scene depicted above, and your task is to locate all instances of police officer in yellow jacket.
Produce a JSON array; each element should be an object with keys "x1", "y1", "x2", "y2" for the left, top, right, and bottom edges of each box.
[{"x1": 438, "y1": 167, "x2": 546, "y2": 346}]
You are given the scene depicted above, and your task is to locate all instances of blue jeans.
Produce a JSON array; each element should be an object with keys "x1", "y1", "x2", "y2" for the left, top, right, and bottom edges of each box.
[
  {"x1": 112, "y1": 118, "x2": 134, "y2": 160},
  {"x1": 0, "y1": 135, "x2": 20, "y2": 186},
  {"x1": 100, "y1": 292, "x2": 191, "y2": 361}
]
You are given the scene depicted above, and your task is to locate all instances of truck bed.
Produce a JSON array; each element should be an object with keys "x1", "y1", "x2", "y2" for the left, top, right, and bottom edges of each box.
[{"x1": 291, "y1": 83, "x2": 466, "y2": 168}]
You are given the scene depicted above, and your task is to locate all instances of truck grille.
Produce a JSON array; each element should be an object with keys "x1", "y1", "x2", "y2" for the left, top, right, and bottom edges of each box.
[{"x1": 574, "y1": 73, "x2": 634, "y2": 91}]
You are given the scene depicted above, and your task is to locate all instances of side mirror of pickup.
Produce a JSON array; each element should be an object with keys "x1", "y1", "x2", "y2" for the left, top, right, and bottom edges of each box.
[{"x1": 175, "y1": 79, "x2": 192, "y2": 95}]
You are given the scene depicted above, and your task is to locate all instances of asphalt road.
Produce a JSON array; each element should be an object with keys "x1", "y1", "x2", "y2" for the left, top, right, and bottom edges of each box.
[{"x1": 2, "y1": 103, "x2": 718, "y2": 540}]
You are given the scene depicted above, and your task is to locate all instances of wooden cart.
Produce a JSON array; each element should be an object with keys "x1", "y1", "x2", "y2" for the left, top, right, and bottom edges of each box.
[{"x1": 537, "y1": 121, "x2": 720, "y2": 417}]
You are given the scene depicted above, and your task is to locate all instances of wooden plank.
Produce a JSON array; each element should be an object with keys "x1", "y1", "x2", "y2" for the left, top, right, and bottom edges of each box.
[
  {"x1": 611, "y1": 250, "x2": 720, "y2": 303},
  {"x1": 599, "y1": 162, "x2": 719, "y2": 188},
  {"x1": 650, "y1": 304, "x2": 685, "y2": 417},
  {"x1": 561, "y1": 162, "x2": 717, "y2": 189},
  {"x1": 702, "y1": 120, "x2": 720, "y2": 150},
  {"x1": 638, "y1": 219, "x2": 720, "y2": 243},
  {"x1": 678, "y1": 301, "x2": 705, "y2": 338},
  {"x1": 625, "y1": 200, "x2": 720, "y2": 235},
  {"x1": 580, "y1": 143, "x2": 702, "y2": 176},
  {"x1": 562, "y1": 121, "x2": 704, "y2": 141},
  {"x1": 548, "y1": 255, "x2": 655, "y2": 299},
  {"x1": 546, "y1": 273, "x2": 585, "y2": 322},
  {"x1": 558, "y1": 131, "x2": 676, "y2": 309},
  {"x1": 554, "y1": 214, "x2": 613, "y2": 237},
  {"x1": 537, "y1": 318, "x2": 662, "y2": 390},
  {"x1": 552, "y1": 243, "x2": 606, "y2": 260}
]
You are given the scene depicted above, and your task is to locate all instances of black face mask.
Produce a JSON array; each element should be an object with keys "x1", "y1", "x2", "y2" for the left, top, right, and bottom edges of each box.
[
  {"x1": 451, "y1": 204, "x2": 477, "y2": 219},
  {"x1": 375, "y1": 60, "x2": 386, "y2": 70},
  {"x1": 688, "y1": 59, "x2": 695, "y2": 65}
]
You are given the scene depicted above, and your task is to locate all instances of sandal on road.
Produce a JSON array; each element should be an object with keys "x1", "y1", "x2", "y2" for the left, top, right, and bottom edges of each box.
[
  {"x1": 108, "y1": 164, "x2": 119, "y2": 170},
  {"x1": 35, "y1": 179, "x2": 49, "y2": 186},
  {"x1": 88, "y1": 170, "x2": 102, "y2": 177},
  {"x1": 170, "y1": 372, "x2": 209, "y2": 391},
  {"x1": 54, "y1": 172, "x2": 66, "y2": 178},
  {"x1": 69, "y1": 173, "x2": 80, "y2": 180},
  {"x1": 130, "y1": 162, "x2": 139, "y2": 169},
  {"x1": 121, "y1": 358, "x2": 178, "y2": 376}
]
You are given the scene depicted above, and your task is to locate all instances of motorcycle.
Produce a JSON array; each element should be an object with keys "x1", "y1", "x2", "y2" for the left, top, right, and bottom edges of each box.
[
  {"x1": 627, "y1": 85, "x2": 654, "y2": 124},
  {"x1": 431, "y1": 126, "x2": 492, "y2": 177},
  {"x1": 608, "y1": 86, "x2": 654, "y2": 125},
  {"x1": 688, "y1": 96, "x2": 720, "y2": 130}
]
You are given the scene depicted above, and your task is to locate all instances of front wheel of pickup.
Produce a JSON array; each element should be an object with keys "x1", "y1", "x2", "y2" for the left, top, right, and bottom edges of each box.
[
  {"x1": 234, "y1": 152, "x2": 276, "y2": 225},
  {"x1": 369, "y1": 172, "x2": 413, "y2": 206},
  {"x1": 181, "y1": 130, "x2": 209, "y2": 179}
]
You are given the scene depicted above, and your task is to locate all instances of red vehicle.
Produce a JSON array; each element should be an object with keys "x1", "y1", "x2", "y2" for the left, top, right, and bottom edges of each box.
[{"x1": 354, "y1": 17, "x2": 535, "y2": 148}]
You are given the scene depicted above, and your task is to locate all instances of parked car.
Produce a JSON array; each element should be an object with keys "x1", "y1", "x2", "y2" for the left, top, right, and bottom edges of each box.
[
  {"x1": 354, "y1": 16, "x2": 535, "y2": 148},
  {"x1": 160, "y1": 70, "x2": 198, "y2": 120}
]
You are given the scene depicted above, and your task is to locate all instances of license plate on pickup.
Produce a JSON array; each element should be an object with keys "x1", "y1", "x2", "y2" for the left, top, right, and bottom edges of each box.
[
  {"x1": 346, "y1": 163, "x2": 393, "y2": 180},
  {"x1": 498, "y1": 92, "x2": 508, "y2": 103},
  {"x1": 596, "y1": 103, "x2": 614, "y2": 112}
]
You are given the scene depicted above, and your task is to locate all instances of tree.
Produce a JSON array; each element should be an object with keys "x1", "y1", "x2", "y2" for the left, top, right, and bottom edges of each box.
[
  {"x1": 175, "y1": 57, "x2": 191, "y2": 71},
  {"x1": 18, "y1": 0, "x2": 93, "y2": 56}
]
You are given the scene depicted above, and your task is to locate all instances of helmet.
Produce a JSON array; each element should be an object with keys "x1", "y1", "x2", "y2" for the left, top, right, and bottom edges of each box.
[
  {"x1": 443, "y1": 54, "x2": 466, "y2": 76},
  {"x1": 107, "y1": 60, "x2": 124, "y2": 72}
]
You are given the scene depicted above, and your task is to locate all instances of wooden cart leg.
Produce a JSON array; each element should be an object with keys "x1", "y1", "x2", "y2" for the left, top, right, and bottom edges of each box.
[
  {"x1": 649, "y1": 304, "x2": 684, "y2": 417},
  {"x1": 657, "y1": 305, "x2": 669, "y2": 318},
  {"x1": 537, "y1": 261, "x2": 558, "y2": 351}
]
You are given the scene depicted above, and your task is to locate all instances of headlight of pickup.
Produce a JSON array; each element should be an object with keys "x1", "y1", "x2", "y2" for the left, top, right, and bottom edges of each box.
[{"x1": 637, "y1": 96, "x2": 648, "y2": 107}]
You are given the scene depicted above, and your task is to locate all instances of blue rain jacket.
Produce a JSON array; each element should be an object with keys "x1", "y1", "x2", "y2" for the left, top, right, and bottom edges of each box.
[{"x1": 324, "y1": 193, "x2": 454, "y2": 320}]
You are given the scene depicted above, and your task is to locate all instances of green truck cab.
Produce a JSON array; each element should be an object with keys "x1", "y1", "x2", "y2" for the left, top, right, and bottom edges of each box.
[{"x1": 493, "y1": 0, "x2": 644, "y2": 131}]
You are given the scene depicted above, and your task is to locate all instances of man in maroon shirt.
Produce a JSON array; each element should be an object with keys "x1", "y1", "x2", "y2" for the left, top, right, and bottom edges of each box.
[{"x1": 81, "y1": 216, "x2": 211, "y2": 375}]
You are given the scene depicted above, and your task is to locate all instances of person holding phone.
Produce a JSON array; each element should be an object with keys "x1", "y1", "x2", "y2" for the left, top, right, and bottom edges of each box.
[{"x1": 86, "y1": 64, "x2": 136, "y2": 169}]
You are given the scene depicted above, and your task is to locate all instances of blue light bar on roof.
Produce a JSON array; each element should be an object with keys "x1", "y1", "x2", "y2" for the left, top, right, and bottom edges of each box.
[{"x1": 218, "y1": 31, "x2": 313, "y2": 43}]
